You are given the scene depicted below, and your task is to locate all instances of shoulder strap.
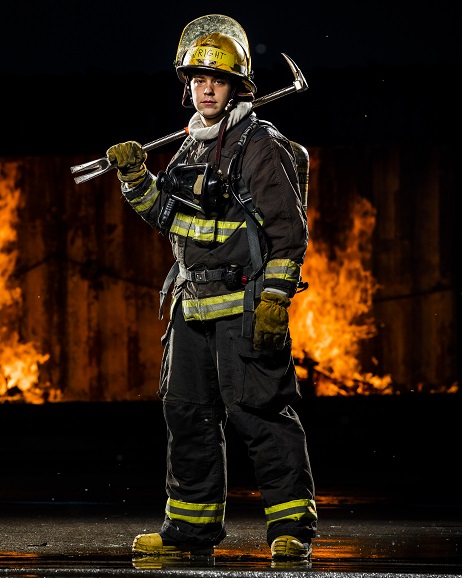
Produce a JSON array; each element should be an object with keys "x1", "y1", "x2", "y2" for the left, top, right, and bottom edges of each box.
[
  {"x1": 166, "y1": 135, "x2": 195, "y2": 167},
  {"x1": 157, "y1": 118, "x2": 270, "y2": 328},
  {"x1": 227, "y1": 117, "x2": 266, "y2": 339},
  {"x1": 158, "y1": 261, "x2": 179, "y2": 320}
]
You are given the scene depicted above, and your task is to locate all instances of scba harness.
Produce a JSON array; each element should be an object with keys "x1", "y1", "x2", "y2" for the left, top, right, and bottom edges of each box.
[{"x1": 157, "y1": 117, "x2": 309, "y2": 329}]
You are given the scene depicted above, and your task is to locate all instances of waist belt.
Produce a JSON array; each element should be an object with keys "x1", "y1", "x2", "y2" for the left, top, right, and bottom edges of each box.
[
  {"x1": 179, "y1": 264, "x2": 225, "y2": 283},
  {"x1": 159, "y1": 262, "x2": 255, "y2": 320}
]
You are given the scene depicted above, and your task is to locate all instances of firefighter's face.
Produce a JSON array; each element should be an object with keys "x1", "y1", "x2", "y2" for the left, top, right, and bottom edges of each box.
[{"x1": 190, "y1": 73, "x2": 233, "y2": 126}]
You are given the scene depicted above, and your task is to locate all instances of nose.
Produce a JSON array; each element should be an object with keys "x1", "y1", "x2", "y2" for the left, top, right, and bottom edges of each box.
[{"x1": 203, "y1": 81, "x2": 215, "y2": 94}]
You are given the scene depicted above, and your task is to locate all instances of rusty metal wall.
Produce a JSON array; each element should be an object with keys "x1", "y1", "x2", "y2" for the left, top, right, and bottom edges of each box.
[
  {"x1": 12, "y1": 152, "x2": 173, "y2": 401},
  {"x1": 308, "y1": 143, "x2": 457, "y2": 392},
  {"x1": 4, "y1": 142, "x2": 458, "y2": 399}
]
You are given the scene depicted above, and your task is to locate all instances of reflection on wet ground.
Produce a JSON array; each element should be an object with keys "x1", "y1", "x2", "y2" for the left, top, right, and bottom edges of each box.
[
  {"x1": 1, "y1": 552, "x2": 460, "y2": 576},
  {"x1": 1, "y1": 398, "x2": 461, "y2": 576},
  {"x1": 1, "y1": 490, "x2": 461, "y2": 576}
]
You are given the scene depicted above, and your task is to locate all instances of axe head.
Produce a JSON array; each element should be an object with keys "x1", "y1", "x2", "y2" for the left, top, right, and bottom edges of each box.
[{"x1": 281, "y1": 53, "x2": 308, "y2": 92}]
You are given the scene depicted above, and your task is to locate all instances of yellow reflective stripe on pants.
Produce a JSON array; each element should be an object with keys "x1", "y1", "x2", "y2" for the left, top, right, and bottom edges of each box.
[
  {"x1": 265, "y1": 499, "x2": 318, "y2": 526},
  {"x1": 166, "y1": 498, "x2": 225, "y2": 524}
]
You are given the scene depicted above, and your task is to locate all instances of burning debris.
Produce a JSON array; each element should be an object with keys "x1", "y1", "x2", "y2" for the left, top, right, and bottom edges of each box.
[
  {"x1": 290, "y1": 196, "x2": 393, "y2": 395},
  {"x1": 0, "y1": 162, "x2": 53, "y2": 403}
]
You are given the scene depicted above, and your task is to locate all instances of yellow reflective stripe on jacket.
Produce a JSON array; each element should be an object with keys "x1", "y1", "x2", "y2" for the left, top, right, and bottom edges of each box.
[
  {"x1": 170, "y1": 212, "x2": 248, "y2": 243},
  {"x1": 264, "y1": 259, "x2": 300, "y2": 283},
  {"x1": 182, "y1": 291, "x2": 245, "y2": 321},
  {"x1": 166, "y1": 498, "x2": 225, "y2": 524},
  {"x1": 130, "y1": 181, "x2": 160, "y2": 213},
  {"x1": 265, "y1": 499, "x2": 317, "y2": 526}
]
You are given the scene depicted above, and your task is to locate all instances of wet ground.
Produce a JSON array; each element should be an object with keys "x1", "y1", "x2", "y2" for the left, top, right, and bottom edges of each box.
[
  {"x1": 1, "y1": 493, "x2": 461, "y2": 576},
  {"x1": 1, "y1": 396, "x2": 461, "y2": 576}
]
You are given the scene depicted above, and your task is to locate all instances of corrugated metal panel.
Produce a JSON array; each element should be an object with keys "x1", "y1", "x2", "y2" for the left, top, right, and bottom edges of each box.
[{"x1": 1, "y1": 143, "x2": 457, "y2": 400}]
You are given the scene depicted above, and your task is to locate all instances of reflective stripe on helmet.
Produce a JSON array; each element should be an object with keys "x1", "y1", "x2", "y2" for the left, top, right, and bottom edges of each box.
[{"x1": 185, "y1": 46, "x2": 240, "y2": 73}]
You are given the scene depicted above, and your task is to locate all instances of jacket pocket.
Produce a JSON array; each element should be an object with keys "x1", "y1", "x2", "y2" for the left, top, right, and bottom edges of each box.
[{"x1": 233, "y1": 335, "x2": 301, "y2": 412}]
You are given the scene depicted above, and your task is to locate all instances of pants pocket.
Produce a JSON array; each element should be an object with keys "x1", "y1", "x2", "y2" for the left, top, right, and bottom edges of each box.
[{"x1": 233, "y1": 335, "x2": 301, "y2": 412}]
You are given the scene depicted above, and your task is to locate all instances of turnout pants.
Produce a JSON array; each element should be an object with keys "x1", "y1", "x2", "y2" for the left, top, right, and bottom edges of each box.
[{"x1": 157, "y1": 305, "x2": 317, "y2": 548}]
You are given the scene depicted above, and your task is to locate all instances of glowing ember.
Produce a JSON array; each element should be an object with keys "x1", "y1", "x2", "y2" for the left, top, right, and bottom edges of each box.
[
  {"x1": 290, "y1": 196, "x2": 393, "y2": 395},
  {"x1": 0, "y1": 162, "x2": 52, "y2": 403}
]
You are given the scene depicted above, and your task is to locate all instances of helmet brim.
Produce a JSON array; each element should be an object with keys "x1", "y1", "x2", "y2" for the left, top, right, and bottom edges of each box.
[
  {"x1": 176, "y1": 65, "x2": 256, "y2": 93},
  {"x1": 175, "y1": 14, "x2": 256, "y2": 93}
]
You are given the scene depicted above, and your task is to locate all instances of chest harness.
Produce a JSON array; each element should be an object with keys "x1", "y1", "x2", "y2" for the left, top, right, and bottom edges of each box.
[{"x1": 158, "y1": 116, "x2": 302, "y2": 338}]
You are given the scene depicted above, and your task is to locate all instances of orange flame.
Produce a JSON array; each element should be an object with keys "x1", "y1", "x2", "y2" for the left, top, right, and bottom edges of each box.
[
  {"x1": 0, "y1": 162, "x2": 52, "y2": 403},
  {"x1": 290, "y1": 196, "x2": 393, "y2": 395},
  {"x1": 2, "y1": 162, "x2": 452, "y2": 401}
]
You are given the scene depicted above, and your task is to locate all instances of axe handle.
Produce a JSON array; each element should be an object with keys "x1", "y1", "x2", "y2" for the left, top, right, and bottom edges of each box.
[
  {"x1": 70, "y1": 54, "x2": 308, "y2": 184},
  {"x1": 253, "y1": 84, "x2": 302, "y2": 109}
]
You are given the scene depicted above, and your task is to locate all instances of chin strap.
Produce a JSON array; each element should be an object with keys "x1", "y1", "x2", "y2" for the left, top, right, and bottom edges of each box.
[
  {"x1": 181, "y1": 85, "x2": 194, "y2": 108},
  {"x1": 215, "y1": 113, "x2": 229, "y2": 169},
  {"x1": 213, "y1": 85, "x2": 238, "y2": 169}
]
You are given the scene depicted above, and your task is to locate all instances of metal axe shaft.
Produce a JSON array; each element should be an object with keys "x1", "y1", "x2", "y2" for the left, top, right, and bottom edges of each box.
[{"x1": 70, "y1": 53, "x2": 308, "y2": 184}]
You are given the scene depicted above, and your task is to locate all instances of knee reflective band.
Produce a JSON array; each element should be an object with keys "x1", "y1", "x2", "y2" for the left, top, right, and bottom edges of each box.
[
  {"x1": 265, "y1": 499, "x2": 317, "y2": 526},
  {"x1": 166, "y1": 498, "x2": 225, "y2": 524}
]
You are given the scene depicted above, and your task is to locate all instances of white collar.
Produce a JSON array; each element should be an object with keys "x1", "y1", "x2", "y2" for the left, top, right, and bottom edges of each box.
[{"x1": 187, "y1": 102, "x2": 253, "y2": 142}]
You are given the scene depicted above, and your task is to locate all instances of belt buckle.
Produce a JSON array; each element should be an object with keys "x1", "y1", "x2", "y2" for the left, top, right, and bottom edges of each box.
[{"x1": 194, "y1": 270, "x2": 207, "y2": 283}]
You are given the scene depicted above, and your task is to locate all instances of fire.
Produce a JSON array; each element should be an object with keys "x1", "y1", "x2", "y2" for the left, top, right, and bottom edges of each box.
[
  {"x1": 290, "y1": 195, "x2": 393, "y2": 395},
  {"x1": 1, "y1": 160, "x2": 453, "y2": 402},
  {"x1": 0, "y1": 162, "x2": 53, "y2": 403}
]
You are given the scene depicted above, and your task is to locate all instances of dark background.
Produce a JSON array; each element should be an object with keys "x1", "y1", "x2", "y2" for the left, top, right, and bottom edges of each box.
[
  {"x1": 1, "y1": 1, "x2": 459, "y2": 390},
  {"x1": 7, "y1": 1, "x2": 459, "y2": 76},
  {"x1": 0, "y1": 1, "x2": 460, "y2": 508},
  {"x1": 2, "y1": 1, "x2": 459, "y2": 155},
  {"x1": 1, "y1": 1, "x2": 459, "y2": 393}
]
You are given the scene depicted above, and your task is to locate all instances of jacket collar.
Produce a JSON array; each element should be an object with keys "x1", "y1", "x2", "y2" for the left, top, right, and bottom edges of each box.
[{"x1": 188, "y1": 102, "x2": 253, "y2": 142}]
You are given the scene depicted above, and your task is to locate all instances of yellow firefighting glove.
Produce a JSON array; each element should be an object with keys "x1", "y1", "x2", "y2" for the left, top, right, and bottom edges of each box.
[
  {"x1": 253, "y1": 290, "x2": 291, "y2": 351},
  {"x1": 106, "y1": 141, "x2": 147, "y2": 187}
]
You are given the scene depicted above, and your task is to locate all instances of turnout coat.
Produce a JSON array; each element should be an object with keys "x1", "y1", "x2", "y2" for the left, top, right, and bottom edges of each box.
[{"x1": 121, "y1": 111, "x2": 308, "y2": 323}]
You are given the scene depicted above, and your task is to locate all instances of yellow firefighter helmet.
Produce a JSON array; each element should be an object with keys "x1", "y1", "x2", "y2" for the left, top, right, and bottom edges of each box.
[{"x1": 174, "y1": 14, "x2": 256, "y2": 94}]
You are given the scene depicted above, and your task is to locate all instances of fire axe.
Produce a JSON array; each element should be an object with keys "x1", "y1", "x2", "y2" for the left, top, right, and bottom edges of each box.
[{"x1": 70, "y1": 53, "x2": 308, "y2": 184}]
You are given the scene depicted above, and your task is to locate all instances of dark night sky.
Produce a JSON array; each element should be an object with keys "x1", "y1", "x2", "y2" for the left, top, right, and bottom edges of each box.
[
  {"x1": 2, "y1": 1, "x2": 459, "y2": 155},
  {"x1": 4, "y1": 1, "x2": 459, "y2": 75}
]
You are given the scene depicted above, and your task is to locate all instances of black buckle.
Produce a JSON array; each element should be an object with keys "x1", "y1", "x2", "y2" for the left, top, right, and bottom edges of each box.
[{"x1": 192, "y1": 270, "x2": 207, "y2": 283}]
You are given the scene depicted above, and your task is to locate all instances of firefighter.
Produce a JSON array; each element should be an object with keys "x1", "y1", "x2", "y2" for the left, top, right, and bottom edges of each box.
[{"x1": 106, "y1": 14, "x2": 317, "y2": 561}]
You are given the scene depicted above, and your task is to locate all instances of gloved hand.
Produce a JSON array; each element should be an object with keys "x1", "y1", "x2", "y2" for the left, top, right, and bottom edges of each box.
[
  {"x1": 106, "y1": 141, "x2": 147, "y2": 187},
  {"x1": 253, "y1": 290, "x2": 291, "y2": 351}
]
